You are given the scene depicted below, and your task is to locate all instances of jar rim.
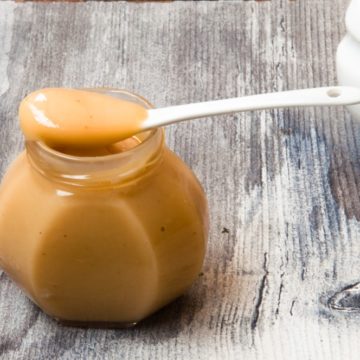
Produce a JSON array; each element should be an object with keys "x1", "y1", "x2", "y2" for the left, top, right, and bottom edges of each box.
[
  {"x1": 31, "y1": 127, "x2": 160, "y2": 164},
  {"x1": 346, "y1": 0, "x2": 360, "y2": 43}
]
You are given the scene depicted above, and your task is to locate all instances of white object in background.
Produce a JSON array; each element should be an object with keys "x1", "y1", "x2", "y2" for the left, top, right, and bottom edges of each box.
[{"x1": 337, "y1": 0, "x2": 360, "y2": 120}]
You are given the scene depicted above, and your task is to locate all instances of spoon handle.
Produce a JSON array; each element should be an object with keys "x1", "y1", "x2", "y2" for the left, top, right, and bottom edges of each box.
[{"x1": 144, "y1": 86, "x2": 360, "y2": 129}]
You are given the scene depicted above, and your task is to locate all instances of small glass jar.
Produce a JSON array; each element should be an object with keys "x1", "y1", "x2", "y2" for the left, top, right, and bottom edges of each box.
[
  {"x1": 0, "y1": 89, "x2": 209, "y2": 327},
  {"x1": 337, "y1": 0, "x2": 360, "y2": 120}
]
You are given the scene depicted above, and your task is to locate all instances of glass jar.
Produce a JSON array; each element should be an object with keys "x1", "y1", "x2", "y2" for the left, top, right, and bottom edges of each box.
[
  {"x1": 0, "y1": 89, "x2": 209, "y2": 327},
  {"x1": 337, "y1": 0, "x2": 360, "y2": 120}
]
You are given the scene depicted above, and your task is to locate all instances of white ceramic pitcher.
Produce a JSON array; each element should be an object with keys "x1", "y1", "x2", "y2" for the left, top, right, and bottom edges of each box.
[{"x1": 337, "y1": 0, "x2": 360, "y2": 120}]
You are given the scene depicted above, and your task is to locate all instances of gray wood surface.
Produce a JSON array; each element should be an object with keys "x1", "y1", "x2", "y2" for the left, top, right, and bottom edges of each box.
[{"x1": 1, "y1": 0, "x2": 359, "y2": 359}]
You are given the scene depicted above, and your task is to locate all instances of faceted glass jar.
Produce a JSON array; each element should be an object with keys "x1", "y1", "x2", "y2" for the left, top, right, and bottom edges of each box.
[{"x1": 0, "y1": 89, "x2": 209, "y2": 327}]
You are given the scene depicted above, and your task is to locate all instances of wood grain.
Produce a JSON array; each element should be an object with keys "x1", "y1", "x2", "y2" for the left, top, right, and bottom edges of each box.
[{"x1": 1, "y1": 0, "x2": 360, "y2": 359}]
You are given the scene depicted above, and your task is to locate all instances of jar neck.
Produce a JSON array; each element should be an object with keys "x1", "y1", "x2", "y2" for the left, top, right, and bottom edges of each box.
[{"x1": 26, "y1": 129, "x2": 165, "y2": 189}]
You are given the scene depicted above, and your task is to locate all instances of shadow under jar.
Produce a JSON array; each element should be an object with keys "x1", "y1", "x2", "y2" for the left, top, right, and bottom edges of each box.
[{"x1": 0, "y1": 89, "x2": 209, "y2": 327}]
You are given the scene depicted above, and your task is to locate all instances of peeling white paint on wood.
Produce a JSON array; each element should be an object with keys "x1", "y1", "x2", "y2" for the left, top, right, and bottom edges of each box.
[{"x1": 2, "y1": 1, "x2": 360, "y2": 359}]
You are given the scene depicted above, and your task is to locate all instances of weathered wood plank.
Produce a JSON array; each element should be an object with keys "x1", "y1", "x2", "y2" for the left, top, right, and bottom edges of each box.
[{"x1": 2, "y1": 0, "x2": 360, "y2": 359}]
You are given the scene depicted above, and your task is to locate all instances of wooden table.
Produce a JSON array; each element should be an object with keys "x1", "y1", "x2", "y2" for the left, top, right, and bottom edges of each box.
[{"x1": 1, "y1": 0, "x2": 359, "y2": 359}]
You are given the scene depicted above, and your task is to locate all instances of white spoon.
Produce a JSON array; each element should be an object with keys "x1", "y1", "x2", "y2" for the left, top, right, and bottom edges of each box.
[
  {"x1": 21, "y1": 86, "x2": 360, "y2": 148},
  {"x1": 142, "y1": 86, "x2": 360, "y2": 131}
]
